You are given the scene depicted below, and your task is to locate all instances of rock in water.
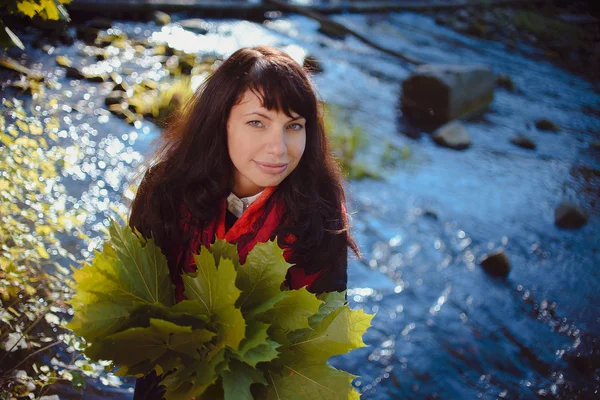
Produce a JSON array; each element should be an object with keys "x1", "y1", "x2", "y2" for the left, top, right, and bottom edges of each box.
[
  {"x1": 480, "y1": 250, "x2": 510, "y2": 278},
  {"x1": 179, "y1": 19, "x2": 209, "y2": 34},
  {"x1": 401, "y1": 64, "x2": 495, "y2": 125},
  {"x1": 153, "y1": 11, "x2": 171, "y2": 26},
  {"x1": 554, "y1": 201, "x2": 588, "y2": 229},
  {"x1": 535, "y1": 118, "x2": 560, "y2": 132},
  {"x1": 511, "y1": 134, "x2": 536, "y2": 150},
  {"x1": 496, "y1": 74, "x2": 515, "y2": 91},
  {"x1": 432, "y1": 121, "x2": 471, "y2": 150}
]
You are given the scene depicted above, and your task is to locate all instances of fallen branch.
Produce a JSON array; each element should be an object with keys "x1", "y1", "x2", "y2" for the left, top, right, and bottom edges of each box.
[{"x1": 265, "y1": 0, "x2": 424, "y2": 66}]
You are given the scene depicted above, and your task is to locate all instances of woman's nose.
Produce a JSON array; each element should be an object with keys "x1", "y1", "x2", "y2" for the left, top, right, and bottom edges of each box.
[{"x1": 265, "y1": 126, "x2": 287, "y2": 156}]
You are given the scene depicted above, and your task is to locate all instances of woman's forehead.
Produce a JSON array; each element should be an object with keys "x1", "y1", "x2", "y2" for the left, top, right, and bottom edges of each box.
[{"x1": 234, "y1": 89, "x2": 302, "y2": 118}]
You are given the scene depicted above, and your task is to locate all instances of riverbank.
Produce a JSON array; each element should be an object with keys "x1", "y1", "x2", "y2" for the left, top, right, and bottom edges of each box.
[{"x1": 66, "y1": 0, "x2": 551, "y2": 15}]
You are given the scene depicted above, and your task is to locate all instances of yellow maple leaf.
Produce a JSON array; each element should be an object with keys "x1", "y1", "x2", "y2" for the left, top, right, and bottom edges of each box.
[
  {"x1": 40, "y1": 0, "x2": 60, "y2": 20},
  {"x1": 16, "y1": 1, "x2": 41, "y2": 18}
]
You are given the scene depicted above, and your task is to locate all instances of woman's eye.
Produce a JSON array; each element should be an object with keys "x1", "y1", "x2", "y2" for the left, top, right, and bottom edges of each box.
[
  {"x1": 288, "y1": 123, "x2": 304, "y2": 131},
  {"x1": 248, "y1": 120, "x2": 264, "y2": 128}
]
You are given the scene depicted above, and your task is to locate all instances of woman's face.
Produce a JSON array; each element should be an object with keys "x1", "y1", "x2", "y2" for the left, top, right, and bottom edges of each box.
[{"x1": 227, "y1": 89, "x2": 307, "y2": 197}]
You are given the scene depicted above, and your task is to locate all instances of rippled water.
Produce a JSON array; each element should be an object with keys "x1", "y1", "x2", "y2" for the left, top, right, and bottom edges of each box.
[{"x1": 3, "y1": 8, "x2": 599, "y2": 399}]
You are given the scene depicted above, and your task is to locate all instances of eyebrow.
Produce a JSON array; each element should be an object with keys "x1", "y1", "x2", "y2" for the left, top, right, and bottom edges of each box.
[{"x1": 245, "y1": 111, "x2": 305, "y2": 122}]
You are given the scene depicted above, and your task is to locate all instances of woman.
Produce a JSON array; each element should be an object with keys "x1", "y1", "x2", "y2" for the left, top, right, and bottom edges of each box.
[{"x1": 129, "y1": 45, "x2": 359, "y2": 399}]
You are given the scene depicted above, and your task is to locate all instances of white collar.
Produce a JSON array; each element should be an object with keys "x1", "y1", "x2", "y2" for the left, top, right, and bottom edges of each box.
[{"x1": 226, "y1": 190, "x2": 264, "y2": 218}]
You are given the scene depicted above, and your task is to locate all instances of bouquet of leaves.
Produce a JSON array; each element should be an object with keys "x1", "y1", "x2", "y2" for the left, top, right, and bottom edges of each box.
[{"x1": 65, "y1": 221, "x2": 374, "y2": 399}]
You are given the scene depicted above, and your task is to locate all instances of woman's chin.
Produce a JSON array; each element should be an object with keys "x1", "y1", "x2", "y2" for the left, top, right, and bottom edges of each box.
[{"x1": 251, "y1": 174, "x2": 286, "y2": 189}]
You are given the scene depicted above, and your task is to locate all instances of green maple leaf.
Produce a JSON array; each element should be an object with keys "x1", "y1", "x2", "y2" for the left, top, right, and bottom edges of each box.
[
  {"x1": 85, "y1": 318, "x2": 214, "y2": 369},
  {"x1": 162, "y1": 347, "x2": 228, "y2": 399},
  {"x1": 308, "y1": 291, "x2": 347, "y2": 329},
  {"x1": 124, "y1": 352, "x2": 184, "y2": 377},
  {"x1": 109, "y1": 222, "x2": 174, "y2": 306},
  {"x1": 241, "y1": 339, "x2": 281, "y2": 368},
  {"x1": 269, "y1": 327, "x2": 292, "y2": 347},
  {"x1": 238, "y1": 320, "x2": 270, "y2": 356},
  {"x1": 233, "y1": 321, "x2": 281, "y2": 368},
  {"x1": 265, "y1": 363, "x2": 360, "y2": 400},
  {"x1": 67, "y1": 221, "x2": 174, "y2": 341},
  {"x1": 122, "y1": 302, "x2": 210, "y2": 331},
  {"x1": 285, "y1": 327, "x2": 311, "y2": 345},
  {"x1": 183, "y1": 248, "x2": 245, "y2": 352},
  {"x1": 198, "y1": 377, "x2": 225, "y2": 399},
  {"x1": 256, "y1": 288, "x2": 323, "y2": 331},
  {"x1": 244, "y1": 291, "x2": 286, "y2": 318},
  {"x1": 66, "y1": 301, "x2": 131, "y2": 345},
  {"x1": 235, "y1": 240, "x2": 292, "y2": 313},
  {"x1": 210, "y1": 240, "x2": 240, "y2": 269},
  {"x1": 184, "y1": 248, "x2": 239, "y2": 314},
  {"x1": 222, "y1": 358, "x2": 268, "y2": 400},
  {"x1": 281, "y1": 306, "x2": 375, "y2": 364}
]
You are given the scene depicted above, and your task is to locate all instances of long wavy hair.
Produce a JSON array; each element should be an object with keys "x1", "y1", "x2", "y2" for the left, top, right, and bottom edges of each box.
[{"x1": 129, "y1": 45, "x2": 359, "y2": 274}]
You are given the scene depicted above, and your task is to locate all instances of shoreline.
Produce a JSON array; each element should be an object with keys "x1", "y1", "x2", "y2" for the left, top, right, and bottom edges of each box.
[{"x1": 65, "y1": 0, "x2": 551, "y2": 16}]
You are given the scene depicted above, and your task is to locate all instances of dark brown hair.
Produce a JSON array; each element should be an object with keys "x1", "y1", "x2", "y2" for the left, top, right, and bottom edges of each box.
[{"x1": 129, "y1": 45, "x2": 359, "y2": 275}]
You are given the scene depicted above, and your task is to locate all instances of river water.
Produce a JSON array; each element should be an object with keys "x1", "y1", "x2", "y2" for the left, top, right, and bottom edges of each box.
[{"x1": 2, "y1": 7, "x2": 599, "y2": 400}]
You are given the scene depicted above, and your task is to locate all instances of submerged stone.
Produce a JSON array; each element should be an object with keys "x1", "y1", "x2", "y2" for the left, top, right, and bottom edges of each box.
[
  {"x1": 554, "y1": 201, "x2": 588, "y2": 229},
  {"x1": 480, "y1": 250, "x2": 511, "y2": 278},
  {"x1": 511, "y1": 134, "x2": 536, "y2": 150},
  {"x1": 535, "y1": 118, "x2": 560, "y2": 132},
  {"x1": 496, "y1": 74, "x2": 515, "y2": 91}
]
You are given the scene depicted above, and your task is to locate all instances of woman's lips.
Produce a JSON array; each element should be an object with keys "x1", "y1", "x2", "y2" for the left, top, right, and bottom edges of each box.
[{"x1": 254, "y1": 161, "x2": 288, "y2": 175}]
